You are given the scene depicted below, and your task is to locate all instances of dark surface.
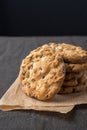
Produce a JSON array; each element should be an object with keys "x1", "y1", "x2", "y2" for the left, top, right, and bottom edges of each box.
[
  {"x1": 1, "y1": 0, "x2": 87, "y2": 36},
  {"x1": 0, "y1": 36, "x2": 87, "y2": 130}
]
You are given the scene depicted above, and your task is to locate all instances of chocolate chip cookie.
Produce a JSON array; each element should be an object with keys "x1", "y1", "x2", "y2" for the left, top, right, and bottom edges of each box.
[
  {"x1": 20, "y1": 45, "x2": 65, "y2": 100},
  {"x1": 53, "y1": 43, "x2": 87, "y2": 64},
  {"x1": 63, "y1": 78, "x2": 78, "y2": 87},
  {"x1": 59, "y1": 71, "x2": 87, "y2": 94},
  {"x1": 65, "y1": 62, "x2": 87, "y2": 73},
  {"x1": 59, "y1": 83, "x2": 87, "y2": 94},
  {"x1": 65, "y1": 71, "x2": 84, "y2": 81}
]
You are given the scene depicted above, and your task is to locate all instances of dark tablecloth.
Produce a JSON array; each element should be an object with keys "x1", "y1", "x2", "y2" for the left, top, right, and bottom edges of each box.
[{"x1": 0, "y1": 36, "x2": 87, "y2": 130}]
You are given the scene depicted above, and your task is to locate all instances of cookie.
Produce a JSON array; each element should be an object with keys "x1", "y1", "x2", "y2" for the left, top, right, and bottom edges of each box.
[
  {"x1": 65, "y1": 71, "x2": 84, "y2": 81},
  {"x1": 55, "y1": 43, "x2": 87, "y2": 63},
  {"x1": 65, "y1": 62, "x2": 87, "y2": 73},
  {"x1": 48, "y1": 43, "x2": 57, "y2": 49},
  {"x1": 77, "y1": 70, "x2": 87, "y2": 84},
  {"x1": 59, "y1": 71, "x2": 87, "y2": 94},
  {"x1": 20, "y1": 45, "x2": 65, "y2": 100},
  {"x1": 64, "y1": 70, "x2": 87, "y2": 86},
  {"x1": 59, "y1": 83, "x2": 87, "y2": 94},
  {"x1": 63, "y1": 78, "x2": 78, "y2": 87}
]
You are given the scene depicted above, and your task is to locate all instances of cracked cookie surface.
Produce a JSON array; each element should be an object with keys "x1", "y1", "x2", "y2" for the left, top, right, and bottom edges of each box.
[
  {"x1": 20, "y1": 45, "x2": 65, "y2": 100},
  {"x1": 49, "y1": 43, "x2": 87, "y2": 64}
]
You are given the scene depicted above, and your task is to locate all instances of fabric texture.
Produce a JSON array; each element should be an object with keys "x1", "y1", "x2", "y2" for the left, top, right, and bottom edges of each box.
[{"x1": 0, "y1": 36, "x2": 87, "y2": 129}]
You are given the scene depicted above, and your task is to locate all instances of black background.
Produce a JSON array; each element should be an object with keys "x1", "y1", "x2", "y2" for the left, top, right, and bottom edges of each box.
[{"x1": 0, "y1": 0, "x2": 87, "y2": 36}]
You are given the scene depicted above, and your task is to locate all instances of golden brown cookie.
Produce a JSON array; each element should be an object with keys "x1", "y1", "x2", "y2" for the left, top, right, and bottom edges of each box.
[
  {"x1": 57, "y1": 43, "x2": 87, "y2": 63},
  {"x1": 20, "y1": 45, "x2": 65, "y2": 100},
  {"x1": 63, "y1": 78, "x2": 78, "y2": 87},
  {"x1": 77, "y1": 70, "x2": 87, "y2": 84},
  {"x1": 59, "y1": 83, "x2": 87, "y2": 94},
  {"x1": 48, "y1": 43, "x2": 57, "y2": 49},
  {"x1": 65, "y1": 62, "x2": 87, "y2": 73},
  {"x1": 65, "y1": 71, "x2": 84, "y2": 81},
  {"x1": 59, "y1": 71, "x2": 87, "y2": 94},
  {"x1": 51, "y1": 43, "x2": 87, "y2": 64},
  {"x1": 63, "y1": 70, "x2": 87, "y2": 86}
]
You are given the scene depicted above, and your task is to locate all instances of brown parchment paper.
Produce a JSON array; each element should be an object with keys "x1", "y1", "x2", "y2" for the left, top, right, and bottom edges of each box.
[{"x1": 0, "y1": 75, "x2": 87, "y2": 113}]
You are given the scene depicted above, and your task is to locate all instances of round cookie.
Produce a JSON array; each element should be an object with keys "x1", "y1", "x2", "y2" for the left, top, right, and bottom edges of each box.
[
  {"x1": 77, "y1": 70, "x2": 87, "y2": 84},
  {"x1": 55, "y1": 43, "x2": 87, "y2": 63},
  {"x1": 65, "y1": 71, "x2": 84, "y2": 81},
  {"x1": 59, "y1": 83, "x2": 87, "y2": 94},
  {"x1": 65, "y1": 62, "x2": 87, "y2": 73},
  {"x1": 63, "y1": 78, "x2": 78, "y2": 87},
  {"x1": 20, "y1": 45, "x2": 65, "y2": 100},
  {"x1": 59, "y1": 71, "x2": 87, "y2": 94},
  {"x1": 63, "y1": 70, "x2": 87, "y2": 87}
]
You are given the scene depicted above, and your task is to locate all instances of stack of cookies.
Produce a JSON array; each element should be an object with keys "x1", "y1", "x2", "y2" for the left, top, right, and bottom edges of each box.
[
  {"x1": 20, "y1": 43, "x2": 87, "y2": 101},
  {"x1": 50, "y1": 43, "x2": 87, "y2": 94}
]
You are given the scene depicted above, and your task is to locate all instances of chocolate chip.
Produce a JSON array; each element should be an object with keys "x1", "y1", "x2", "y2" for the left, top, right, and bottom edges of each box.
[
  {"x1": 46, "y1": 95, "x2": 48, "y2": 98},
  {"x1": 72, "y1": 88, "x2": 75, "y2": 93},
  {"x1": 40, "y1": 54, "x2": 43, "y2": 58},
  {"x1": 64, "y1": 58, "x2": 70, "y2": 63},
  {"x1": 28, "y1": 65, "x2": 33, "y2": 69},
  {"x1": 42, "y1": 75, "x2": 45, "y2": 79}
]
